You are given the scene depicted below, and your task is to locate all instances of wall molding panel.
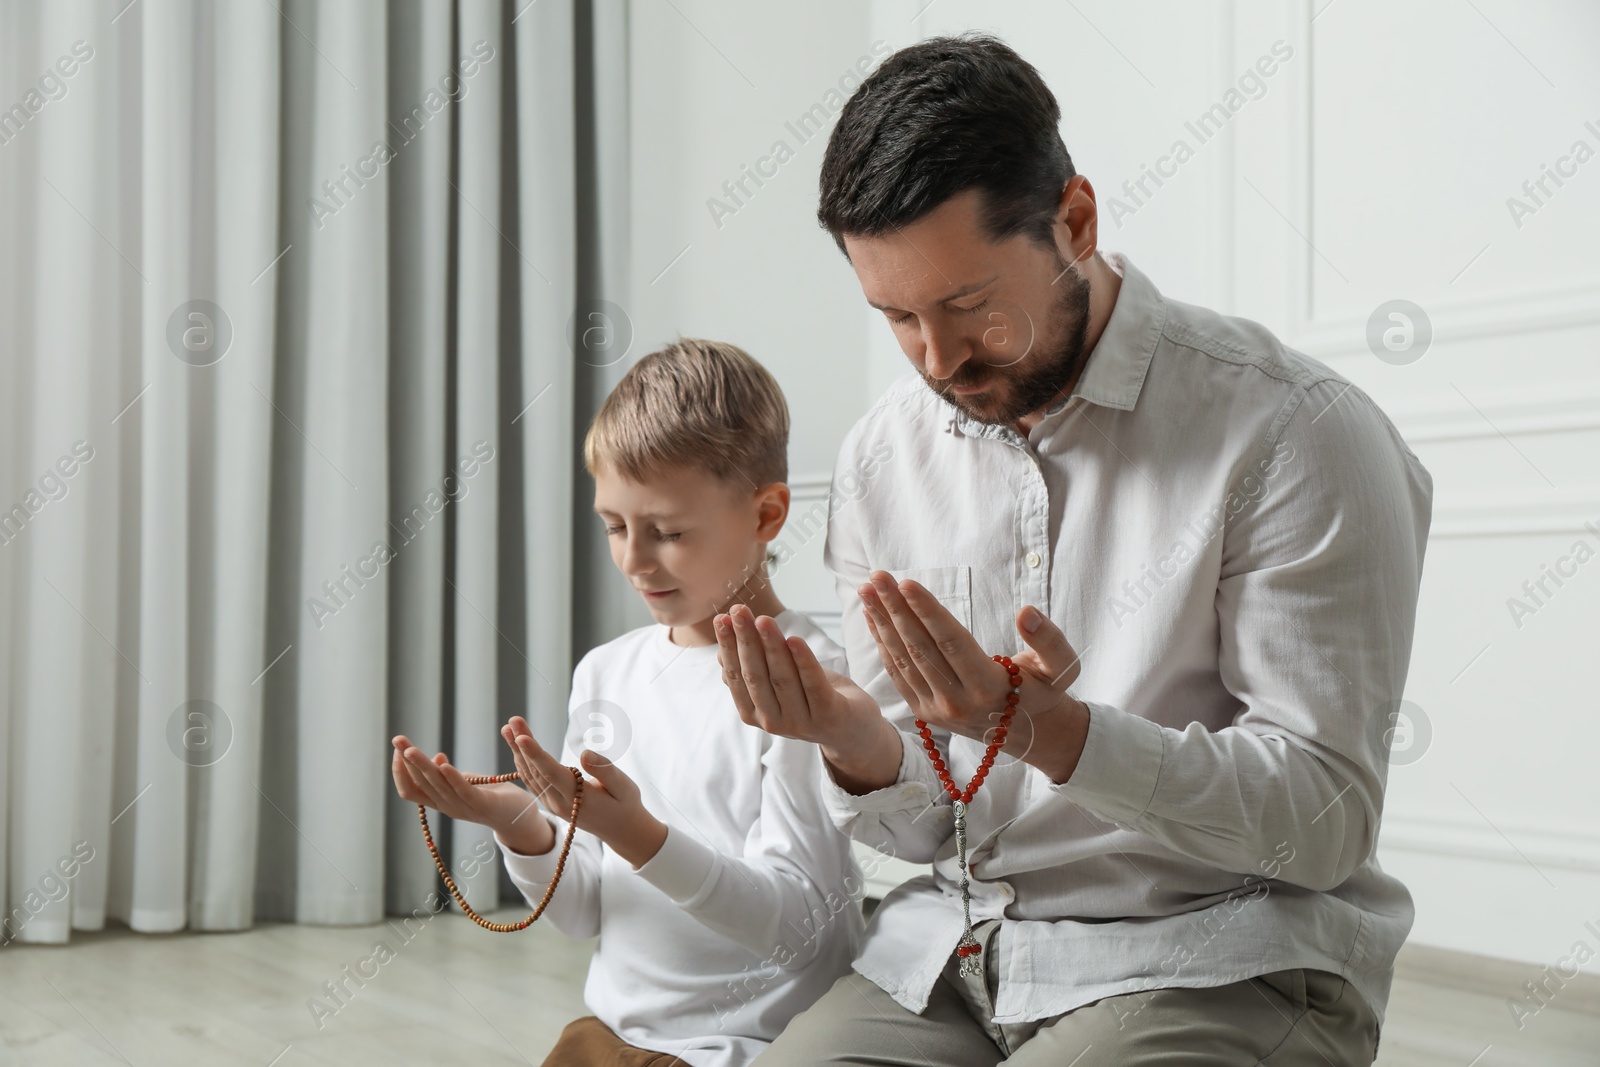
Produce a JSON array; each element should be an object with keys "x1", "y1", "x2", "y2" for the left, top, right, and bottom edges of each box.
[{"x1": 1381, "y1": 811, "x2": 1600, "y2": 876}]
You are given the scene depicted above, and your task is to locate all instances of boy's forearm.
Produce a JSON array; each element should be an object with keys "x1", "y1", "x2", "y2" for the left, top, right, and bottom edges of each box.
[
  {"x1": 494, "y1": 810, "x2": 557, "y2": 857},
  {"x1": 598, "y1": 799, "x2": 665, "y2": 870},
  {"x1": 608, "y1": 810, "x2": 669, "y2": 869},
  {"x1": 495, "y1": 791, "x2": 667, "y2": 867},
  {"x1": 491, "y1": 787, "x2": 558, "y2": 856},
  {"x1": 821, "y1": 714, "x2": 903, "y2": 795}
]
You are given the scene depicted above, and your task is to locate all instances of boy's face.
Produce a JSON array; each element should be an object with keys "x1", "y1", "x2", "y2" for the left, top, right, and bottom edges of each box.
[{"x1": 593, "y1": 463, "x2": 788, "y2": 630}]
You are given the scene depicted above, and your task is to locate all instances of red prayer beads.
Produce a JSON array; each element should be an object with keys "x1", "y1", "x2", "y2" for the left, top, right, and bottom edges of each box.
[
  {"x1": 913, "y1": 653, "x2": 1022, "y2": 976},
  {"x1": 914, "y1": 654, "x2": 1021, "y2": 803}
]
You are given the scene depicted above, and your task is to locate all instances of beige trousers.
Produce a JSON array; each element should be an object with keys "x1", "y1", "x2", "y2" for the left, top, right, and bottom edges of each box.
[{"x1": 756, "y1": 919, "x2": 1381, "y2": 1065}]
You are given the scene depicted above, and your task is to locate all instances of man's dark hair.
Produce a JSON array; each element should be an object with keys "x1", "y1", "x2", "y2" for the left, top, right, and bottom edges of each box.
[{"x1": 817, "y1": 34, "x2": 1075, "y2": 256}]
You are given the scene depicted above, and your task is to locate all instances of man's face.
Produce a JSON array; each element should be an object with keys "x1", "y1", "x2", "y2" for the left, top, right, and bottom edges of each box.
[{"x1": 844, "y1": 188, "x2": 1091, "y2": 427}]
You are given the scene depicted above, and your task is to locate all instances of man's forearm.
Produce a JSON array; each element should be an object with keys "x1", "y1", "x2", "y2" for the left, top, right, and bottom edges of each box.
[
  {"x1": 1021, "y1": 695, "x2": 1091, "y2": 785},
  {"x1": 821, "y1": 714, "x2": 904, "y2": 795}
]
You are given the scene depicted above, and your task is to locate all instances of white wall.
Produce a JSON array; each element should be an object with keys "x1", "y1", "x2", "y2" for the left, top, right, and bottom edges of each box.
[
  {"x1": 625, "y1": 0, "x2": 1600, "y2": 971},
  {"x1": 624, "y1": 2, "x2": 879, "y2": 473},
  {"x1": 615, "y1": 0, "x2": 885, "y2": 636}
]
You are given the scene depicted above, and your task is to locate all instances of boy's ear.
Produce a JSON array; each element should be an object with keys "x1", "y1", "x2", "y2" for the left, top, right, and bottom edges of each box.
[{"x1": 754, "y1": 481, "x2": 790, "y2": 541}]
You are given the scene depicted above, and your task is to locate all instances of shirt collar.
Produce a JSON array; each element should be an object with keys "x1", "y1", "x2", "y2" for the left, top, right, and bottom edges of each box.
[{"x1": 945, "y1": 251, "x2": 1164, "y2": 440}]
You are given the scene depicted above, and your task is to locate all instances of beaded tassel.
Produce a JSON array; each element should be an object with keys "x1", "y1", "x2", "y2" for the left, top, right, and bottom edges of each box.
[{"x1": 952, "y1": 799, "x2": 983, "y2": 974}]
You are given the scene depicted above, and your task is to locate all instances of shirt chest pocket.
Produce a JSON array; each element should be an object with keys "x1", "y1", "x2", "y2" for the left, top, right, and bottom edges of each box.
[{"x1": 894, "y1": 564, "x2": 975, "y2": 632}]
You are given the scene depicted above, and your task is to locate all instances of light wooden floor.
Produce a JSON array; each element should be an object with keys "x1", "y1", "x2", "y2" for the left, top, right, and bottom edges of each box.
[
  {"x1": 2, "y1": 913, "x2": 1597, "y2": 1066},
  {"x1": 0, "y1": 911, "x2": 595, "y2": 1066}
]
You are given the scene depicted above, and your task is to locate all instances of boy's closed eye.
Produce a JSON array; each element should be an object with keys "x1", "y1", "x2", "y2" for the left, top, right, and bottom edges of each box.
[{"x1": 603, "y1": 522, "x2": 681, "y2": 542}]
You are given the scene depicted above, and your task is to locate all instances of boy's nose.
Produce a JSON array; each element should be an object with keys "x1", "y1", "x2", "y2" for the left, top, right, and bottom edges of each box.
[{"x1": 620, "y1": 536, "x2": 655, "y2": 576}]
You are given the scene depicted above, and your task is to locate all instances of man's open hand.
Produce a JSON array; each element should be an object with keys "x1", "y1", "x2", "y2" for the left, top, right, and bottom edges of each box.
[{"x1": 858, "y1": 570, "x2": 1091, "y2": 781}]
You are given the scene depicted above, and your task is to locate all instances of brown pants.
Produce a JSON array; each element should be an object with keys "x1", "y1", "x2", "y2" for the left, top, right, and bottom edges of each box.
[{"x1": 542, "y1": 1016, "x2": 692, "y2": 1067}]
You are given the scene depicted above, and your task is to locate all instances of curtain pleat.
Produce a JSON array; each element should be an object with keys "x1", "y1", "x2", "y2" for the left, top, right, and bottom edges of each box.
[
  {"x1": 447, "y1": 0, "x2": 504, "y2": 911},
  {"x1": 382, "y1": 0, "x2": 457, "y2": 919},
  {"x1": 0, "y1": 0, "x2": 586, "y2": 945},
  {"x1": 516, "y1": 0, "x2": 578, "y2": 760},
  {"x1": 187, "y1": 0, "x2": 281, "y2": 931}
]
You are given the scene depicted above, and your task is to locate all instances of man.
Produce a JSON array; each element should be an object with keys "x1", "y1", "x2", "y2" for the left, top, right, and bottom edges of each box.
[{"x1": 713, "y1": 33, "x2": 1430, "y2": 1065}]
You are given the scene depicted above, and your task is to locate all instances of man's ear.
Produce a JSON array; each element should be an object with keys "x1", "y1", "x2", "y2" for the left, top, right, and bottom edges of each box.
[
  {"x1": 754, "y1": 481, "x2": 791, "y2": 541},
  {"x1": 1055, "y1": 174, "x2": 1099, "y2": 270}
]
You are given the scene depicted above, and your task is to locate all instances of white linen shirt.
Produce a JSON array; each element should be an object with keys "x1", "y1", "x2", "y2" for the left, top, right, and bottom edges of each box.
[
  {"x1": 496, "y1": 609, "x2": 863, "y2": 1067},
  {"x1": 820, "y1": 252, "x2": 1433, "y2": 1029}
]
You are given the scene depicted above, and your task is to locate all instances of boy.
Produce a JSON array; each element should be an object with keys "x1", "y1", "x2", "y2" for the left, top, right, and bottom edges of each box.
[{"x1": 391, "y1": 339, "x2": 864, "y2": 1066}]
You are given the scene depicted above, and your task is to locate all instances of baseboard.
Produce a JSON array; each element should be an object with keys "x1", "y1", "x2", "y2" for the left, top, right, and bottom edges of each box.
[{"x1": 1395, "y1": 942, "x2": 1600, "y2": 1018}]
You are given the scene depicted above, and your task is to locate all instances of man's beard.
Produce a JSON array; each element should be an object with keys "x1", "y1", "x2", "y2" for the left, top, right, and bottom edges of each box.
[{"x1": 924, "y1": 260, "x2": 1092, "y2": 427}]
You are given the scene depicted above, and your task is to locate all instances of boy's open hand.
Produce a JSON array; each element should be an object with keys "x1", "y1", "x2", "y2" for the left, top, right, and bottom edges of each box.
[
  {"x1": 390, "y1": 735, "x2": 546, "y2": 851},
  {"x1": 715, "y1": 603, "x2": 903, "y2": 793},
  {"x1": 501, "y1": 716, "x2": 667, "y2": 869}
]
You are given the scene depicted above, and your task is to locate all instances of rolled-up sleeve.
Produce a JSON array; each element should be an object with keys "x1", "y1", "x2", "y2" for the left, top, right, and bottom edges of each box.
[
  {"x1": 818, "y1": 724, "x2": 952, "y2": 864},
  {"x1": 1051, "y1": 376, "x2": 1433, "y2": 891}
]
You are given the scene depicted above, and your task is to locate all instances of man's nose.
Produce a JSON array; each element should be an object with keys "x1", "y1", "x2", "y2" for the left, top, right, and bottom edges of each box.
[{"x1": 921, "y1": 321, "x2": 969, "y2": 380}]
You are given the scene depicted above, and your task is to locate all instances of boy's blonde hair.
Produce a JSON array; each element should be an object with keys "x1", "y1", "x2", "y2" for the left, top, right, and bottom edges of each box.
[{"x1": 583, "y1": 338, "x2": 790, "y2": 490}]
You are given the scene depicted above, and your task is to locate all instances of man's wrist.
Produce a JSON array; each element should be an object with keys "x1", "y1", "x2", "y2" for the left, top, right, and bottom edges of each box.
[{"x1": 1020, "y1": 696, "x2": 1091, "y2": 785}]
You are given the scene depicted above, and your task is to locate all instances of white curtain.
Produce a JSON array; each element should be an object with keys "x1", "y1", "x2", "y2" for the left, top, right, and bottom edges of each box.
[{"x1": 0, "y1": 0, "x2": 605, "y2": 942}]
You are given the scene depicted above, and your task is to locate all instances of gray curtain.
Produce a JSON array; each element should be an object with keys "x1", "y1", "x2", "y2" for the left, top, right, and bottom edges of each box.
[{"x1": 0, "y1": 0, "x2": 622, "y2": 942}]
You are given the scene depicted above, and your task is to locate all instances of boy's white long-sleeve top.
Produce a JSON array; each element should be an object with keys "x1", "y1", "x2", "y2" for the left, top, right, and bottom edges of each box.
[{"x1": 494, "y1": 608, "x2": 863, "y2": 1067}]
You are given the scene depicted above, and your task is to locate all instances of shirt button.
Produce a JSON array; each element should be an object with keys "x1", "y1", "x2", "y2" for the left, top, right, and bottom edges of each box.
[{"x1": 1025, "y1": 551, "x2": 1042, "y2": 568}]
